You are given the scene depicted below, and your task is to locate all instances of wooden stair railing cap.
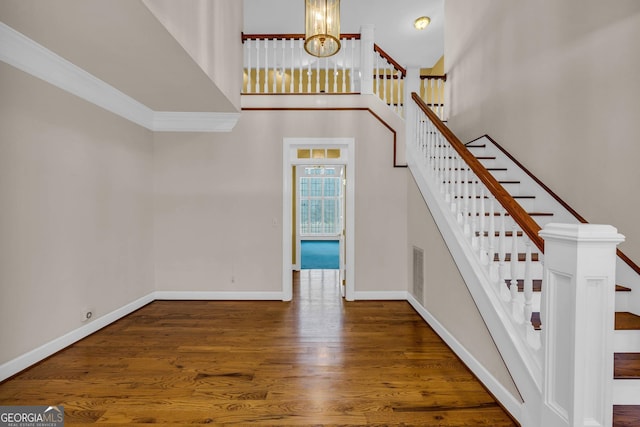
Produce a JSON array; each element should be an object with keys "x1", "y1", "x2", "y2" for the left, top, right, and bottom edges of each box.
[{"x1": 411, "y1": 92, "x2": 544, "y2": 253}]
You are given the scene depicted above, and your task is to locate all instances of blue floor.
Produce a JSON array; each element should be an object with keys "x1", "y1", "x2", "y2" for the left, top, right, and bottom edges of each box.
[{"x1": 301, "y1": 240, "x2": 340, "y2": 269}]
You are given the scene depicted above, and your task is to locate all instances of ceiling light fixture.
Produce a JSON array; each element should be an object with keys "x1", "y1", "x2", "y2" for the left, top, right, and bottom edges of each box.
[
  {"x1": 305, "y1": 0, "x2": 341, "y2": 57},
  {"x1": 414, "y1": 16, "x2": 431, "y2": 31}
]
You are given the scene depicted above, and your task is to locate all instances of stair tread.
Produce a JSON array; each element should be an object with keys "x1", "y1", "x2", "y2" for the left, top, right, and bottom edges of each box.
[
  {"x1": 614, "y1": 405, "x2": 640, "y2": 427},
  {"x1": 465, "y1": 144, "x2": 486, "y2": 148},
  {"x1": 494, "y1": 253, "x2": 540, "y2": 262},
  {"x1": 614, "y1": 353, "x2": 640, "y2": 379},
  {"x1": 475, "y1": 156, "x2": 496, "y2": 160},
  {"x1": 531, "y1": 312, "x2": 541, "y2": 330},
  {"x1": 616, "y1": 312, "x2": 640, "y2": 330},
  {"x1": 617, "y1": 285, "x2": 632, "y2": 292}
]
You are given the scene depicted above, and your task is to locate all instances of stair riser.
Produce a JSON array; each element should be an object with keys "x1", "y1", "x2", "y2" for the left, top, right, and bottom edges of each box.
[
  {"x1": 615, "y1": 330, "x2": 640, "y2": 352},
  {"x1": 613, "y1": 379, "x2": 640, "y2": 405}
]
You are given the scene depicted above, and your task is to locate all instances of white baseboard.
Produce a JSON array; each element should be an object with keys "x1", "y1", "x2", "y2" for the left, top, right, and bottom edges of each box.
[
  {"x1": 154, "y1": 291, "x2": 285, "y2": 301},
  {"x1": 352, "y1": 291, "x2": 408, "y2": 300},
  {"x1": 0, "y1": 292, "x2": 155, "y2": 382},
  {"x1": 406, "y1": 293, "x2": 523, "y2": 422}
]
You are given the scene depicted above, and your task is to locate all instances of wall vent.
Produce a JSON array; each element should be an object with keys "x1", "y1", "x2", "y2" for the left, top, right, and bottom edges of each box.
[{"x1": 413, "y1": 246, "x2": 424, "y2": 302}]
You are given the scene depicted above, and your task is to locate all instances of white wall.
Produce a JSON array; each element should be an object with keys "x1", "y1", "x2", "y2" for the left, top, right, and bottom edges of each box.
[
  {"x1": 406, "y1": 173, "x2": 522, "y2": 403},
  {"x1": 445, "y1": 0, "x2": 640, "y2": 263},
  {"x1": 0, "y1": 63, "x2": 154, "y2": 365},
  {"x1": 153, "y1": 108, "x2": 407, "y2": 294}
]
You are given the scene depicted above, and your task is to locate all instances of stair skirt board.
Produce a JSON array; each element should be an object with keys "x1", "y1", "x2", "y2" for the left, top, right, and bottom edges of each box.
[{"x1": 407, "y1": 293, "x2": 524, "y2": 421}]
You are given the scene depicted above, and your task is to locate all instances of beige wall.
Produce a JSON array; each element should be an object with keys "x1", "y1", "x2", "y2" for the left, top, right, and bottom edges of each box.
[
  {"x1": 143, "y1": 0, "x2": 243, "y2": 111},
  {"x1": 0, "y1": 63, "x2": 154, "y2": 364},
  {"x1": 445, "y1": 0, "x2": 640, "y2": 262},
  {"x1": 153, "y1": 109, "x2": 407, "y2": 293},
  {"x1": 406, "y1": 173, "x2": 522, "y2": 401}
]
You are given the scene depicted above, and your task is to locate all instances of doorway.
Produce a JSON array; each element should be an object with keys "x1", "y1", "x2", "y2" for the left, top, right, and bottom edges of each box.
[{"x1": 282, "y1": 138, "x2": 355, "y2": 301}]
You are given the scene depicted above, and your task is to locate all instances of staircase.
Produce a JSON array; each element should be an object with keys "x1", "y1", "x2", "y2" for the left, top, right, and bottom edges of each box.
[
  {"x1": 406, "y1": 92, "x2": 640, "y2": 426},
  {"x1": 464, "y1": 136, "x2": 640, "y2": 426}
]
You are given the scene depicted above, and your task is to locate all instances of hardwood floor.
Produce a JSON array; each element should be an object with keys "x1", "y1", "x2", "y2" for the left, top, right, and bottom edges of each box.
[{"x1": 0, "y1": 270, "x2": 517, "y2": 426}]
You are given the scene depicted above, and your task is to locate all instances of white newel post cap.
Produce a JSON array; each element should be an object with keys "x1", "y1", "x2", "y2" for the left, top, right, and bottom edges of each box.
[{"x1": 539, "y1": 223, "x2": 625, "y2": 245}]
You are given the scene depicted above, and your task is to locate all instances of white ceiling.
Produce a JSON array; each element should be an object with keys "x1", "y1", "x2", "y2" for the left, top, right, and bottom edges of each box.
[{"x1": 243, "y1": 0, "x2": 444, "y2": 69}]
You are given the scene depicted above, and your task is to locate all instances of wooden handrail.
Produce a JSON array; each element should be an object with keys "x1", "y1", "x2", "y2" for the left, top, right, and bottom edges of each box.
[
  {"x1": 242, "y1": 33, "x2": 361, "y2": 42},
  {"x1": 473, "y1": 134, "x2": 640, "y2": 275},
  {"x1": 411, "y1": 93, "x2": 545, "y2": 252},
  {"x1": 373, "y1": 44, "x2": 407, "y2": 77}
]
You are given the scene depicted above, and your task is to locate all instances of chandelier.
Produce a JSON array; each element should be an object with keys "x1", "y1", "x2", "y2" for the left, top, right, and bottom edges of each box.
[{"x1": 304, "y1": 0, "x2": 341, "y2": 57}]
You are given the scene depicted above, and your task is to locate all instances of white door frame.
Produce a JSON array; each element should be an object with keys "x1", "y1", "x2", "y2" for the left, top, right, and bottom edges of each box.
[{"x1": 282, "y1": 138, "x2": 355, "y2": 301}]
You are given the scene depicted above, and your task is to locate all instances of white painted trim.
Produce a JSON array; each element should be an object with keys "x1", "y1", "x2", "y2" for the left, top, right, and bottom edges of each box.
[
  {"x1": 0, "y1": 292, "x2": 155, "y2": 382},
  {"x1": 406, "y1": 293, "x2": 524, "y2": 422},
  {"x1": 154, "y1": 291, "x2": 283, "y2": 300},
  {"x1": 283, "y1": 138, "x2": 356, "y2": 302},
  {"x1": 353, "y1": 291, "x2": 408, "y2": 300},
  {"x1": 153, "y1": 112, "x2": 240, "y2": 132},
  {"x1": 0, "y1": 22, "x2": 239, "y2": 133}
]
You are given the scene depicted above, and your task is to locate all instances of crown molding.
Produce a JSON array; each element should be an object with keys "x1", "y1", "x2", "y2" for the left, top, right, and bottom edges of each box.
[{"x1": 0, "y1": 22, "x2": 239, "y2": 132}]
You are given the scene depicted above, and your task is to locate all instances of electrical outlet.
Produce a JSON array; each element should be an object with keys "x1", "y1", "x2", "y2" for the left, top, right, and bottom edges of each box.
[{"x1": 81, "y1": 308, "x2": 94, "y2": 322}]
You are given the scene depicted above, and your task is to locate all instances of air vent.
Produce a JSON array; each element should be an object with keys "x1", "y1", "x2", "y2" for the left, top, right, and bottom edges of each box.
[{"x1": 413, "y1": 246, "x2": 424, "y2": 301}]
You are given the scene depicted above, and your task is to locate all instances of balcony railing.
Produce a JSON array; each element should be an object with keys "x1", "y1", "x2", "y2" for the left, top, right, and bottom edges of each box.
[{"x1": 241, "y1": 32, "x2": 446, "y2": 121}]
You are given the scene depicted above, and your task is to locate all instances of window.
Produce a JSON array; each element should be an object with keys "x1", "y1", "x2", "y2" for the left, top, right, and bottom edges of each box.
[{"x1": 299, "y1": 167, "x2": 342, "y2": 235}]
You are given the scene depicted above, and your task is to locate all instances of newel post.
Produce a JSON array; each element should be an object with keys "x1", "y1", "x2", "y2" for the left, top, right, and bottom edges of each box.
[
  {"x1": 404, "y1": 67, "x2": 420, "y2": 146},
  {"x1": 539, "y1": 223, "x2": 624, "y2": 427},
  {"x1": 359, "y1": 24, "x2": 374, "y2": 95}
]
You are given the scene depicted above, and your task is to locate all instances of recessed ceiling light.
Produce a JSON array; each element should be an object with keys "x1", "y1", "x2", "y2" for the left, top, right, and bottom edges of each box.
[{"x1": 414, "y1": 16, "x2": 431, "y2": 30}]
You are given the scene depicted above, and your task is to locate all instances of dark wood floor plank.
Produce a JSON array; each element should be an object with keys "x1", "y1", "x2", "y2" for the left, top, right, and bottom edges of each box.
[{"x1": 0, "y1": 270, "x2": 517, "y2": 426}]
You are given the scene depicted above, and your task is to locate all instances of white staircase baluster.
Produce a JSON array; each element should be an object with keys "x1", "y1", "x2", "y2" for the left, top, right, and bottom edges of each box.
[
  {"x1": 307, "y1": 57, "x2": 312, "y2": 93},
  {"x1": 463, "y1": 167, "x2": 470, "y2": 236},
  {"x1": 470, "y1": 177, "x2": 478, "y2": 249},
  {"x1": 455, "y1": 157, "x2": 462, "y2": 223},
  {"x1": 523, "y1": 240, "x2": 533, "y2": 330},
  {"x1": 510, "y1": 224, "x2": 520, "y2": 319},
  {"x1": 300, "y1": 39, "x2": 305, "y2": 93},
  {"x1": 350, "y1": 39, "x2": 356, "y2": 92},
  {"x1": 263, "y1": 39, "x2": 269, "y2": 93},
  {"x1": 255, "y1": 39, "x2": 261, "y2": 93},
  {"x1": 341, "y1": 39, "x2": 347, "y2": 92},
  {"x1": 450, "y1": 156, "x2": 457, "y2": 214},
  {"x1": 245, "y1": 39, "x2": 251, "y2": 93},
  {"x1": 315, "y1": 57, "x2": 320, "y2": 93},
  {"x1": 479, "y1": 187, "x2": 487, "y2": 263},
  {"x1": 333, "y1": 55, "x2": 338, "y2": 93},
  {"x1": 498, "y1": 209, "x2": 508, "y2": 298},
  {"x1": 290, "y1": 38, "x2": 295, "y2": 93},
  {"x1": 281, "y1": 38, "x2": 286, "y2": 93},
  {"x1": 324, "y1": 56, "x2": 329, "y2": 92},
  {"x1": 488, "y1": 195, "x2": 496, "y2": 279},
  {"x1": 444, "y1": 145, "x2": 451, "y2": 203}
]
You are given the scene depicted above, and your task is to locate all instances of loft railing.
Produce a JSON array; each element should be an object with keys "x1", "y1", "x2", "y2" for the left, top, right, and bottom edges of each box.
[
  {"x1": 373, "y1": 44, "x2": 405, "y2": 117},
  {"x1": 242, "y1": 33, "x2": 361, "y2": 94},
  {"x1": 420, "y1": 75, "x2": 446, "y2": 121},
  {"x1": 241, "y1": 32, "x2": 446, "y2": 120},
  {"x1": 408, "y1": 92, "x2": 623, "y2": 427}
]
